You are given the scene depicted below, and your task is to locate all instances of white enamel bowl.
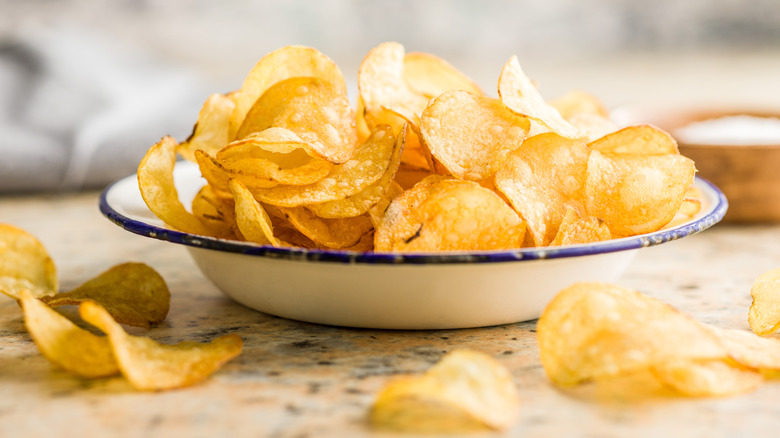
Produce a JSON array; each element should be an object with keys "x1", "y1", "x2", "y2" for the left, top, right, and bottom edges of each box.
[{"x1": 100, "y1": 162, "x2": 727, "y2": 330}]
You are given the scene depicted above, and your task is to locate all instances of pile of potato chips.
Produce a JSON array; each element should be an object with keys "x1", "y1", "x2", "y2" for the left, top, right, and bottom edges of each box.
[
  {"x1": 0, "y1": 224, "x2": 242, "y2": 390},
  {"x1": 138, "y1": 42, "x2": 700, "y2": 252},
  {"x1": 538, "y1": 276, "x2": 780, "y2": 398}
]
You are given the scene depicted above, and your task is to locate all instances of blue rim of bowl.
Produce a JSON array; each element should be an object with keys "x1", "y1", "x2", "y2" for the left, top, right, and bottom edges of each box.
[{"x1": 99, "y1": 176, "x2": 727, "y2": 265}]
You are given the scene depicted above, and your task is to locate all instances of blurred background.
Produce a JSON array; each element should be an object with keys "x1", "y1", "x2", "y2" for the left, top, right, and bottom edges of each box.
[{"x1": 1, "y1": 0, "x2": 779, "y2": 192}]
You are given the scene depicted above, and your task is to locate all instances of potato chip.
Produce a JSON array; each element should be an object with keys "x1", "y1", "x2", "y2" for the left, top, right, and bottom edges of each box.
[
  {"x1": 279, "y1": 207, "x2": 373, "y2": 249},
  {"x1": 138, "y1": 136, "x2": 211, "y2": 235},
  {"x1": 20, "y1": 290, "x2": 119, "y2": 378},
  {"x1": 177, "y1": 93, "x2": 235, "y2": 162},
  {"x1": 498, "y1": 56, "x2": 580, "y2": 139},
  {"x1": 248, "y1": 126, "x2": 397, "y2": 207},
  {"x1": 589, "y1": 125, "x2": 679, "y2": 155},
  {"x1": 375, "y1": 178, "x2": 525, "y2": 252},
  {"x1": 79, "y1": 300, "x2": 243, "y2": 391},
  {"x1": 370, "y1": 349, "x2": 519, "y2": 432},
  {"x1": 403, "y1": 51, "x2": 483, "y2": 98},
  {"x1": 191, "y1": 185, "x2": 236, "y2": 239},
  {"x1": 40, "y1": 263, "x2": 169, "y2": 329},
  {"x1": 0, "y1": 224, "x2": 57, "y2": 299},
  {"x1": 358, "y1": 42, "x2": 429, "y2": 131},
  {"x1": 494, "y1": 133, "x2": 591, "y2": 247},
  {"x1": 235, "y1": 77, "x2": 357, "y2": 164},
  {"x1": 537, "y1": 282, "x2": 727, "y2": 386},
  {"x1": 651, "y1": 359, "x2": 763, "y2": 397},
  {"x1": 230, "y1": 45, "x2": 347, "y2": 138},
  {"x1": 584, "y1": 151, "x2": 696, "y2": 236},
  {"x1": 567, "y1": 112, "x2": 618, "y2": 143},
  {"x1": 307, "y1": 124, "x2": 404, "y2": 218},
  {"x1": 218, "y1": 133, "x2": 334, "y2": 186},
  {"x1": 548, "y1": 90, "x2": 609, "y2": 120},
  {"x1": 550, "y1": 204, "x2": 611, "y2": 246},
  {"x1": 229, "y1": 180, "x2": 280, "y2": 247},
  {"x1": 421, "y1": 90, "x2": 530, "y2": 182},
  {"x1": 368, "y1": 181, "x2": 404, "y2": 228},
  {"x1": 748, "y1": 267, "x2": 780, "y2": 336}
]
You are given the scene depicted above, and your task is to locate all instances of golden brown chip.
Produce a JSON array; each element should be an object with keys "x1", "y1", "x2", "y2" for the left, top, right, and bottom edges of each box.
[
  {"x1": 548, "y1": 90, "x2": 609, "y2": 119},
  {"x1": 235, "y1": 77, "x2": 357, "y2": 164},
  {"x1": 588, "y1": 125, "x2": 680, "y2": 155},
  {"x1": 0, "y1": 224, "x2": 57, "y2": 299},
  {"x1": 550, "y1": 205, "x2": 611, "y2": 246},
  {"x1": 307, "y1": 124, "x2": 405, "y2": 218},
  {"x1": 494, "y1": 133, "x2": 591, "y2": 247},
  {"x1": 498, "y1": 56, "x2": 580, "y2": 139},
  {"x1": 230, "y1": 45, "x2": 347, "y2": 137},
  {"x1": 79, "y1": 300, "x2": 243, "y2": 391},
  {"x1": 584, "y1": 151, "x2": 696, "y2": 236},
  {"x1": 421, "y1": 90, "x2": 530, "y2": 182},
  {"x1": 370, "y1": 350, "x2": 520, "y2": 432},
  {"x1": 375, "y1": 178, "x2": 525, "y2": 252},
  {"x1": 280, "y1": 207, "x2": 374, "y2": 249},
  {"x1": 40, "y1": 263, "x2": 169, "y2": 329},
  {"x1": 20, "y1": 290, "x2": 119, "y2": 378},
  {"x1": 138, "y1": 136, "x2": 212, "y2": 235},
  {"x1": 403, "y1": 51, "x2": 483, "y2": 98},
  {"x1": 537, "y1": 282, "x2": 727, "y2": 386},
  {"x1": 229, "y1": 179, "x2": 280, "y2": 247},
  {"x1": 748, "y1": 268, "x2": 780, "y2": 336},
  {"x1": 368, "y1": 181, "x2": 404, "y2": 228},
  {"x1": 191, "y1": 185, "x2": 236, "y2": 238},
  {"x1": 713, "y1": 327, "x2": 780, "y2": 372},
  {"x1": 177, "y1": 93, "x2": 235, "y2": 162},
  {"x1": 247, "y1": 126, "x2": 398, "y2": 207}
]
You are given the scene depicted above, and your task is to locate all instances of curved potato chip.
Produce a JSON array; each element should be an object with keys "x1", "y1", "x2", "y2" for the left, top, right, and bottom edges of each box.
[
  {"x1": 567, "y1": 112, "x2": 618, "y2": 143},
  {"x1": 177, "y1": 93, "x2": 235, "y2": 162},
  {"x1": 549, "y1": 90, "x2": 609, "y2": 119},
  {"x1": 651, "y1": 359, "x2": 762, "y2": 397},
  {"x1": 138, "y1": 136, "x2": 211, "y2": 235},
  {"x1": 498, "y1": 56, "x2": 580, "y2": 139},
  {"x1": 403, "y1": 51, "x2": 483, "y2": 98},
  {"x1": 748, "y1": 268, "x2": 780, "y2": 336},
  {"x1": 358, "y1": 42, "x2": 428, "y2": 131},
  {"x1": 0, "y1": 224, "x2": 57, "y2": 299},
  {"x1": 248, "y1": 126, "x2": 397, "y2": 207},
  {"x1": 710, "y1": 327, "x2": 780, "y2": 372},
  {"x1": 370, "y1": 350, "x2": 519, "y2": 432},
  {"x1": 195, "y1": 150, "x2": 277, "y2": 199},
  {"x1": 20, "y1": 290, "x2": 119, "y2": 378},
  {"x1": 537, "y1": 282, "x2": 727, "y2": 386},
  {"x1": 589, "y1": 125, "x2": 679, "y2": 155},
  {"x1": 368, "y1": 181, "x2": 404, "y2": 228},
  {"x1": 40, "y1": 263, "x2": 169, "y2": 329},
  {"x1": 235, "y1": 77, "x2": 357, "y2": 164},
  {"x1": 495, "y1": 133, "x2": 591, "y2": 247},
  {"x1": 375, "y1": 178, "x2": 525, "y2": 252},
  {"x1": 191, "y1": 185, "x2": 236, "y2": 239},
  {"x1": 229, "y1": 179, "x2": 280, "y2": 247},
  {"x1": 584, "y1": 151, "x2": 696, "y2": 236},
  {"x1": 421, "y1": 90, "x2": 530, "y2": 182},
  {"x1": 307, "y1": 124, "x2": 405, "y2": 218},
  {"x1": 230, "y1": 45, "x2": 347, "y2": 137},
  {"x1": 550, "y1": 205, "x2": 611, "y2": 246},
  {"x1": 79, "y1": 300, "x2": 243, "y2": 391},
  {"x1": 279, "y1": 207, "x2": 373, "y2": 249}
]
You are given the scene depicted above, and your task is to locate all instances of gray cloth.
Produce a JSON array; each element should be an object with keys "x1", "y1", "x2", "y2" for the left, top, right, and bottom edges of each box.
[{"x1": 0, "y1": 28, "x2": 206, "y2": 193}]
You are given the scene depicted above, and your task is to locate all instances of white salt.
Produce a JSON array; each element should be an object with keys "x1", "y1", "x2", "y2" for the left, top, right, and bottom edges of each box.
[{"x1": 674, "y1": 115, "x2": 780, "y2": 145}]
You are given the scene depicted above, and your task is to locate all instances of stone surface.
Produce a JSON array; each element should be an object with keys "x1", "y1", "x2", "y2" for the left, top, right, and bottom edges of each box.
[{"x1": 1, "y1": 191, "x2": 780, "y2": 437}]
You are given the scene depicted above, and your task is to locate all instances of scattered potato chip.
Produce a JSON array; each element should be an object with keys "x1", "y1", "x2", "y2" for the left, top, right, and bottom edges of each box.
[
  {"x1": 235, "y1": 77, "x2": 357, "y2": 164},
  {"x1": 495, "y1": 133, "x2": 591, "y2": 247},
  {"x1": 79, "y1": 300, "x2": 243, "y2": 391},
  {"x1": 537, "y1": 282, "x2": 727, "y2": 386},
  {"x1": 230, "y1": 45, "x2": 347, "y2": 138},
  {"x1": 498, "y1": 56, "x2": 580, "y2": 139},
  {"x1": 420, "y1": 90, "x2": 530, "y2": 181},
  {"x1": 709, "y1": 327, "x2": 780, "y2": 373},
  {"x1": 138, "y1": 136, "x2": 212, "y2": 235},
  {"x1": 20, "y1": 290, "x2": 119, "y2": 378},
  {"x1": 651, "y1": 358, "x2": 763, "y2": 397},
  {"x1": 375, "y1": 178, "x2": 525, "y2": 252},
  {"x1": 589, "y1": 125, "x2": 680, "y2": 155},
  {"x1": 40, "y1": 263, "x2": 169, "y2": 329},
  {"x1": 177, "y1": 93, "x2": 236, "y2": 162},
  {"x1": 584, "y1": 151, "x2": 696, "y2": 236},
  {"x1": 370, "y1": 349, "x2": 519, "y2": 432},
  {"x1": 229, "y1": 180, "x2": 280, "y2": 247},
  {"x1": 748, "y1": 267, "x2": 780, "y2": 336},
  {"x1": 0, "y1": 224, "x2": 57, "y2": 299}
]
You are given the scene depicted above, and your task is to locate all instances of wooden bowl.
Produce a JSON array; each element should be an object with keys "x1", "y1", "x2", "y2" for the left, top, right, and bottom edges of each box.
[{"x1": 613, "y1": 105, "x2": 780, "y2": 222}]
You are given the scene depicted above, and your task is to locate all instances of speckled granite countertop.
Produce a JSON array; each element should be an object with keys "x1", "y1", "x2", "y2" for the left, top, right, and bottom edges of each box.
[{"x1": 1, "y1": 191, "x2": 780, "y2": 438}]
